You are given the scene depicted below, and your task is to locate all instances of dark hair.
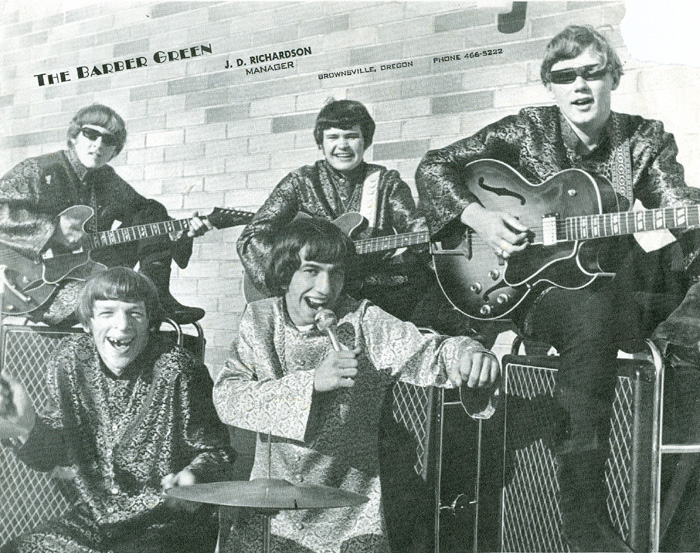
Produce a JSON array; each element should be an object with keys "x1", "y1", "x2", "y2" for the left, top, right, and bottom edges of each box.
[
  {"x1": 67, "y1": 103, "x2": 128, "y2": 157},
  {"x1": 76, "y1": 267, "x2": 161, "y2": 329},
  {"x1": 265, "y1": 217, "x2": 356, "y2": 296},
  {"x1": 313, "y1": 99, "x2": 376, "y2": 147},
  {"x1": 540, "y1": 25, "x2": 623, "y2": 86}
]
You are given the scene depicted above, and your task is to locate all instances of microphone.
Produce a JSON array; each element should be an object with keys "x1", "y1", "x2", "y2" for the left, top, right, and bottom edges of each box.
[{"x1": 314, "y1": 309, "x2": 342, "y2": 351}]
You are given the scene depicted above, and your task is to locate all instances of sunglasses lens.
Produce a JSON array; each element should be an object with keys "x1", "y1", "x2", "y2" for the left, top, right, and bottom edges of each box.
[
  {"x1": 582, "y1": 68, "x2": 607, "y2": 81},
  {"x1": 81, "y1": 127, "x2": 117, "y2": 146},
  {"x1": 550, "y1": 70, "x2": 576, "y2": 84},
  {"x1": 549, "y1": 65, "x2": 608, "y2": 85}
]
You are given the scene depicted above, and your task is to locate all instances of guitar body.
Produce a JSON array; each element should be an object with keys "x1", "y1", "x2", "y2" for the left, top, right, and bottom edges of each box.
[
  {"x1": 0, "y1": 243, "x2": 58, "y2": 315},
  {"x1": 432, "y1": 159, "x2": 621, "y2": 320},
  {"x1": 0, "y1": 206, "x2": 105, "y2": 315},
  {"x1": 1, "y1": 204, "x2": 253, "y2": 316}
]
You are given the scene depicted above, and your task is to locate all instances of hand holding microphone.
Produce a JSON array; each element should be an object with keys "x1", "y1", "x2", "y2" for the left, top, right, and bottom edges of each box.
[{"x1": 313, "y1": 309, "x2": 359, "y2": 392}]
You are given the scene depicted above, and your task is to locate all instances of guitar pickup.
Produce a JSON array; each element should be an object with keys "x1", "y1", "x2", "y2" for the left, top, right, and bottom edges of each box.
[{"x1": 542, "y1": 214, "x2": 559, "y2": 246}]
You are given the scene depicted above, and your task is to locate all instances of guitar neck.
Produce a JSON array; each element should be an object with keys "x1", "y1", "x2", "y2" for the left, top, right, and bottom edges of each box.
[
  {"x1": 84, "y1": 218, "x2": 193, "y2": 251},
  {"x1": 353, "y1": 230, "x2": 431, "y2": 255},
  {"x1": 561, "y1": 205, "x2": 700, "y2": 242}
]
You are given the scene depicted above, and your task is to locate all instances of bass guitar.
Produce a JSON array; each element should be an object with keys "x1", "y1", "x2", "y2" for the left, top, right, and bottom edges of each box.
[
  {"x1": 0, "y1": 205, "x2": 254, "y2": 315},
  {"x1": 432, "y1": 158, "x2": 700, "y2": 320},
  {"x1": 243, "y1": 212, "x2": 430, "y2": 302}
]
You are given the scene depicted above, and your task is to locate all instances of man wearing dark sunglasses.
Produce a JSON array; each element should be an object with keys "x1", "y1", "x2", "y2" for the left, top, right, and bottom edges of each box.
[
  {"x1": 0, "y1": 103, "x2": 212, "y2": 326},
  {"x1": 416, "y1": 24, "x2": 700, "y2": 552}
]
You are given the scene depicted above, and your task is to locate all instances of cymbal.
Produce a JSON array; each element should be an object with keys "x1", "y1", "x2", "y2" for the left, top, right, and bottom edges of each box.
[{"x1": 165, "y1": 478, "x2": 369, "y2": 510}]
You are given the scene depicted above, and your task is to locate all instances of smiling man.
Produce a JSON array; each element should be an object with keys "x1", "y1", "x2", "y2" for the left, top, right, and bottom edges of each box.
[
  {"x1": 237, "y1": 99, "x2": 433, "y2": 324},
  {"x1": 236, "y1": 99, "x2": 480, "y2": 551},
  {"x1": 416, "y1": 25, "x2": 700, "y2": 552},
  {"x1": 0, "y1": 267, "x2": 233, "y2": 553},
  {"x1": 0, "y1": 103, "x2": 211, "y2": 326},
  {"x1": 215, "y1": 217, "x2": 499, "y2": 553}
]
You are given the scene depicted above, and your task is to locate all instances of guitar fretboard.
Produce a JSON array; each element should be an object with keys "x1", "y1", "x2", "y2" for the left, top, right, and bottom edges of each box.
[
  {"x1": 353, "y1": 231, "x2": 431, "y2": 255},
  {"x1": 84, "y1": 219, "x2": 193, "y2": 250},
  {"x1": 560, "y1": 205, "x2": 700, "y2": 242}
]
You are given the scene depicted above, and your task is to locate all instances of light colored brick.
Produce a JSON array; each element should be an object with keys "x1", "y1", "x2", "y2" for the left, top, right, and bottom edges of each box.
[
  {"x1": 147, "y1": 95, "x2": 188, "y2": 116},
  {"x1": 185, "y1": 123, "x2": 227, "y2": 143},
  {"x1": 183, "y1": 157, "x2": 226, "y2": 177},
  {"x1": 161, "y1": 176, "x2": 205, "y2": 195},
  {"x1": 404, "y1": 33, "x2": 464, "y2": 58},
  {"x1": 348, "y1": 2, "x2": 405, "y2": 28},
  {"x1": 144, "y1": 160, "x2": 182, "y2": 180},
  {"x1": 248, "y1": 132, "x2": 296, "y2": 154},
  {"x1": 246, "y1": 169, "x2": 291, "y2": 190},
  {"x1": 270, "y1": 147, "x2": 319, "y2": 170},
  {"x1": 164, "y1": 142, "x2": 206, "y2": 161},
  {"x1": 374, "y1": 97, "x2": 431, "y2": 121},
  {"x1": 183, "y1": 191, "x2": 226, "y2": 211},
  {"x1": 203, "y1": 137, "x2": 248, "y2": 158},
  {"x1": 126, "y1": 147, "x2": 165, "y2": 166},
  {"x1": 403, "y1": 115, "x2": 461, "y2": 139},
  {"x1": 185, "y1": 88, "x2": 230, "y2": 109},
  {"x1": 249, "y1": 94, "x2": 296, "y2": 118},
  {"x1": 165, "y1": 109, "x2": 206, "y2": 129},
  {"x1": 204, "y1": 173, "x2": 247, "y2": 191},
  {"x1": 493, "y1": 84, "x2": 551, "y2": 110},
  {"x1": 322, "y1": 26, "x2": 377, "y2": 52},
  {"x1": 113, "y1": 164, "x2": 144, "y2": 182},
  {"x1": 227, "y1": 118, "x2": 272, "y2": 138},
  {"x1": 145, "y1": 129, "x2": 184, "y2": 147},
  {"x1": 223, "y1": 154, "x2": 271, "y2": 173}
]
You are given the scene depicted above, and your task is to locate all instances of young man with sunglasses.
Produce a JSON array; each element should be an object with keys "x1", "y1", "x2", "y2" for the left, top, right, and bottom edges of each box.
[
  {"x1": 0, "y1": 103, "x2": 211, "y2": 325},
  {"x1": 416, "y1": 25, "x2": 700, "y2": 552}
]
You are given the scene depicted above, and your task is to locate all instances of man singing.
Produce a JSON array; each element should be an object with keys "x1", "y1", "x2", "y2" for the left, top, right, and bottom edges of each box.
[
  {"x1": 215, "y1": 217, "x2": 499, "y2": 553},
  {"x1": 416, "y1": 24, "x2": 700, "y2": 552}
]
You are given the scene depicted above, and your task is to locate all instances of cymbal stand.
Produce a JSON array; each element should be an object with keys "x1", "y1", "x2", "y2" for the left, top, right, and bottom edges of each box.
[{"x1": 261, "y1": 430, "x2": 273, "y2": 553}]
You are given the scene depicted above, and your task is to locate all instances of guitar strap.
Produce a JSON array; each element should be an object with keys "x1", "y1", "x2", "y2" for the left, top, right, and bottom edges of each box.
[
  {"x1": 84, "y1": 176, "x2": 99, "y2": 234},
  {"x1": 610, "y1": 113, "x2": 634, "y2": 209},
  {"x1": 358, "y1": 169, "x2": 380, "y2": 229}
]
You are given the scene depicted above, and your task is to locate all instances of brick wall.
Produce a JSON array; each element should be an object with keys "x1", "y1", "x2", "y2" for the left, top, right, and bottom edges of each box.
[{"x1": 2, "y1": 1, "x2": 699, "y2": 367}]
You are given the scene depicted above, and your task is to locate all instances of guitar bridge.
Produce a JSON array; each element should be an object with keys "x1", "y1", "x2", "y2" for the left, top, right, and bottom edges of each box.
[{"x1": 542, "y1": 214, "x2": 559, "y2": 246}]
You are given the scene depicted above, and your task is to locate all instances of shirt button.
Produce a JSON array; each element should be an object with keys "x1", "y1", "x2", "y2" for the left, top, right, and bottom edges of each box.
[
  {"x1": 107, "y1": 507, "x2": 115, "y2": 514},
  {"x1": 296, "y1": 475, "x2": 304, "y2": 483},
  {"x1": 110, "y1": 487, "x2": 119, "y2": 495},
  {"x1": 296, "y1": 522, "x2": 304, "y2": 530}
]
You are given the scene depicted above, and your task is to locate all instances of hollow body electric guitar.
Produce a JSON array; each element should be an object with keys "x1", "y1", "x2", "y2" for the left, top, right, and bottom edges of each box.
[
  {"x1": 432, "y1": 159, "x2": 700, "y2": 320},
  {"x1": 243, "y1": 212, "x2": 431, "y2": 303},
  {"x1": 0, "y1": 205, "x2": 254, "y2": 315}
]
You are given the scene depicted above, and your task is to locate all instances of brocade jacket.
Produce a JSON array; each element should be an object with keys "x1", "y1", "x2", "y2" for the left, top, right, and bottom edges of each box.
[
  {"x1": 0, "y1": 149, "x2": 192, "y2": 323},
  {"x1": 213, "y1": 295, "x2": 491, "y2": 553},
  {"x1": 8, "y1": 334, "x2": 234, "y2": 553},
  {"x1": 237, "y1": 160, "x2": 429, "y2": 302},
  {"x1": 415, "y1": 105, "x2": 700, "y2": 233}
]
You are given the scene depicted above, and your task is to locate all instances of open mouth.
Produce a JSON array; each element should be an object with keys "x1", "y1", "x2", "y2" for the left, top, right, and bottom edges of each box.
[
  {"x1": 107, "y1": 337, "x2": 134, "y2": 350},
  {"x1": 572, "y1": 98, "x2": 593, "y2": 107},
  {"x1": 304, "y1": 297, "x2": 327, "y2": 310}
]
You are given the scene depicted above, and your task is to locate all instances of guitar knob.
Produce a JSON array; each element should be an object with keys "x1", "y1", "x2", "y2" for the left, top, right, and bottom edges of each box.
[
  {"x1": 497, "y1": 293, "x2": 510, "y2": 304},
  {"x1": 5, "y1": 304, "x2": 13, "y2": 311},
  {"x1": 479, "y1": 305, "x2": 492, "y2": 315},
  {"x1": 488, "y1": 269, "x2": 500, "y2": 280},
  {"x1": 469, "y1": 282, "x2": 482, "y2": 293}
]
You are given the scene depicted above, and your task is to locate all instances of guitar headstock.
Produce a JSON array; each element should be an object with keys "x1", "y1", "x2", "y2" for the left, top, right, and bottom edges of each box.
[{"x1": 206, "y1": 207, "x2": 255, "y2": 229}]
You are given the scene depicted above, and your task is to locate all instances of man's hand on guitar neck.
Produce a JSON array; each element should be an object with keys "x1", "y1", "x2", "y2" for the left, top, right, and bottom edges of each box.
[
  {"x1": 460, "y1": 203, "x2": 529, "y2": 258},
  {"x1": 185, "y1": 212, "x2": 213, "y2": 238}
]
